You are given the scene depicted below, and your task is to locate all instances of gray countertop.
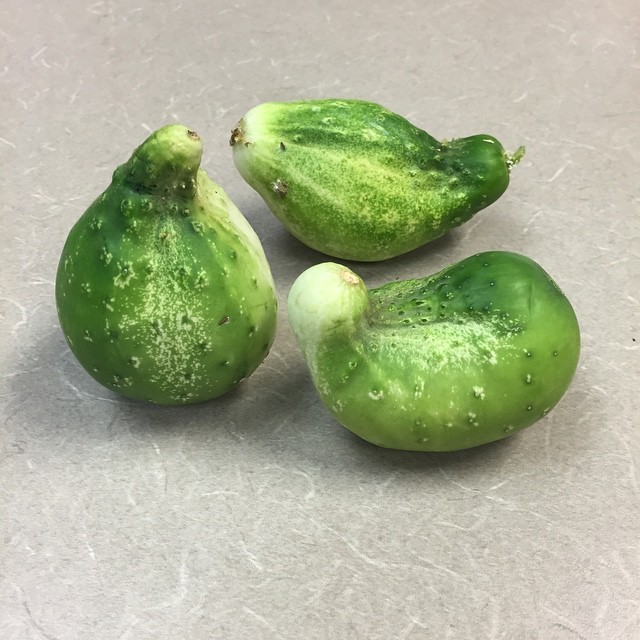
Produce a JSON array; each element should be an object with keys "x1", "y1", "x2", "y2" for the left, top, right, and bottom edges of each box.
[{"x1": 2, "y1": 1, "x2": 639, "y2": 638}]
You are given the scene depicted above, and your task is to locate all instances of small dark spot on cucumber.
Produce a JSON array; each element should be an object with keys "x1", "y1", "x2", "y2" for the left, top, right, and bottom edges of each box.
[
  {"x1": 369, "y1": 388, "x2": 383, "y2": 400},
  {"x1": 279, "y1": 141, "x2": 286, "y2": 151},
  {"x1": 114, "y1": 261, "x2": 135, "y2": 288},
  {"x1": 229, "y1": 127, "x2": 243, "y2": 146},
  {"x1": 272, "y1": 179, "x2": 288, "y2": 198},
  {"x1": 218, "y1": 316, "x2": 230, "y2": 326}
]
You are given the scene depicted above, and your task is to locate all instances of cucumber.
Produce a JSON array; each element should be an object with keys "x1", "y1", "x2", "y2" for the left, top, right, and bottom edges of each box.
[
  {"x1": 288, "y1": 252, "x2": 580, "y2": 451},
  {"x1": 231, "y1": 99, "x2": 524, "y2": 261},
  {"x1": 55, "y1": 125, "x2": 278, "y2": 405}
]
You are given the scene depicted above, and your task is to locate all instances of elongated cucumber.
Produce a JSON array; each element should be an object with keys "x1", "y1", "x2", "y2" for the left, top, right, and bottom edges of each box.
[
  {"x1": 288, "y1": 252, "x2": 579, "y2": 451},
  {"x1": 232, "y1": 99, "x2": 524, "y2": 261}
]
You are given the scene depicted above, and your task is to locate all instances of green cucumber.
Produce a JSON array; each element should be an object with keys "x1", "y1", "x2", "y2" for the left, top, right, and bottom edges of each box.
[
  {"x1": 231, "y1": 99, "x2": 524, "y2": 261},
  {"x1": 288, "y1": 252, "x2": 579, "y2": 451},
  {"x1": 55, "y1": 125, "x2": 278, "y2": 405}
]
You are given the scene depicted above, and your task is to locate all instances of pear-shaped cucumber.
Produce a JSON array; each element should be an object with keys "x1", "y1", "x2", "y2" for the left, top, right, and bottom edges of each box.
[
  {"x1": 56, "y1": 125, "x2": 278, "y2": 405},
  {"x1": 231, "y1": 99, "x2": 524, "y2": 261},
  {"x1": 288, "y1": 252, "x2": 579, "y2": 451}
]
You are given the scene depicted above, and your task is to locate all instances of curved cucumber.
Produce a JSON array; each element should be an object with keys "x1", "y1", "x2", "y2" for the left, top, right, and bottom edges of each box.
[
  {"x1": 231, "y1": 99, "x2": 524, "y2": 261},
  {"x1": 288, "y1": 252, "x2": 579, "y2": 451},
  {"x1": 56, "y1": 125, "x2": 278, "y2": 405}
]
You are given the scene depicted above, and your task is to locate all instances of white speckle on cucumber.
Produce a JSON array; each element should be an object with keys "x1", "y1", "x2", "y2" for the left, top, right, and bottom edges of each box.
[
  {"x1": 113, "y1": 262, "x2": 135, "y2": 288},
  {"x1": 376, "y1": 319, "x2": 508, "y2": 372},
  {"x1": 100, "y1": 247, "x2": 112, "y2": 265}
]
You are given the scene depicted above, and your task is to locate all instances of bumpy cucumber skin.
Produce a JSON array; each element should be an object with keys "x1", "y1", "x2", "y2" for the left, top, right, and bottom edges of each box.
[
  {"x1": 232, "y1": 99, "x2": 517, "y2": 261},
  {"x1": 56, "y1": 125, "x2": 278, "y2": 405},
  {"x1": 288, "y1": 252, "x2": 580, "y2": 451}
]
